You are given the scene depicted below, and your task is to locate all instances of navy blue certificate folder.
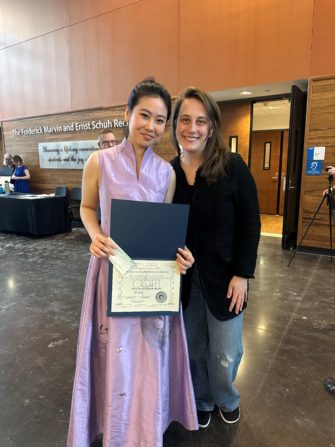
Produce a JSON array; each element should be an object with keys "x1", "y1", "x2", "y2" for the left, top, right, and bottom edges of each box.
[{"x1": 107, "y1": 199, "x2": 190, "y2": 317}]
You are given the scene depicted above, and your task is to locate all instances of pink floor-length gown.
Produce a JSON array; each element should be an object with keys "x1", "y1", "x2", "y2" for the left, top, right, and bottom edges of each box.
[{"x1": 67, "y1": 139, "x2": 198, "y2": 447}]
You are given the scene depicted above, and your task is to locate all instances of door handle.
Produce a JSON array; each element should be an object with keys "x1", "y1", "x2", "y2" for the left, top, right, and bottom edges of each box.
[
  {"x1": 289, "y1": 179, "x2": 295, "y2": 190},
  {"x1": 271, "y1": 171, "x2": 278, "y2": 182}
]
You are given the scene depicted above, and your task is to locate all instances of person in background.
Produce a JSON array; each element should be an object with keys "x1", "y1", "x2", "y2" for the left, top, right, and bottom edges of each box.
[
  {"x1": 326, "y1": 165, "x2": 335, "y2": 177},
  {"x1": 323, "y1": 164, "x2": 334, "y2": 211},
  {"x1": 3, "y1": 153, "x2": 16, "y2": 177},
  {"x1": 3, "y1": 152, "x2": 15, "y2": 169},
  {"x1": 171, "y1": 87, "x2": 261, "y2": 429},
  {"x1": 97, "y1": 128, "x2": 117, "y2": 149},
  {"x1": 12, "y1": 155, "x2": 30, "y2": 192},
  {"x1": 67, "y1": 79, "x2": 198, "y2": 447}
]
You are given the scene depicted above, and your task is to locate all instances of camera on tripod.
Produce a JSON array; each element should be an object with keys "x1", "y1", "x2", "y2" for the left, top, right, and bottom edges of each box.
[
  {"x1": 288, "y1": 164, "x2": 335, "y2": 265},
  {"x1": 325, "y1": 166, "x2": 334, "y2": 180}
]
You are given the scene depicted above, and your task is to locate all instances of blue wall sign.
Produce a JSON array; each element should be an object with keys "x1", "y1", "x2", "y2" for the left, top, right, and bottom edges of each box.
[
  {"x1": 307, "y1": 147, "x2": 315, "y2": 160},
  {"x1": 306, "y1": 160, "x2": 322, "y2": 175}
]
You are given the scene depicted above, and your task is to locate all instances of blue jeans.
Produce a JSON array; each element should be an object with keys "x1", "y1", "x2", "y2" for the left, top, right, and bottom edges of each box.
[{"x1": 183, "y1": 267, "x2": 243, "y2": 412}]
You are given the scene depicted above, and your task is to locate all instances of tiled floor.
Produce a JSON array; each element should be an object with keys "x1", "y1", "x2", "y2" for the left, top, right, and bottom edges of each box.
[{"x1": 0, "y1": 229, "x2": 334, "y2": 447}]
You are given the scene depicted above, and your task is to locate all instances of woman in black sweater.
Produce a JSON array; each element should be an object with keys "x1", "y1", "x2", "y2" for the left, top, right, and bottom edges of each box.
[{"x1": 171, "y1": 87, "x2": 261, "y2": 428}]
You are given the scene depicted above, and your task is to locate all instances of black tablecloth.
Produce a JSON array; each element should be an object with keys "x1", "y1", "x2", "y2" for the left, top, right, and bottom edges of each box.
[{"x1": 0, "y1": 194, "x2": 71, "y2": 236}]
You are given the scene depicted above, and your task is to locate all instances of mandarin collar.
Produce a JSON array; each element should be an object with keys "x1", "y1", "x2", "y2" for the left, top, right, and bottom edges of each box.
[{"x1": 122, "y1": 138, "x2": 154, "y2": 161}]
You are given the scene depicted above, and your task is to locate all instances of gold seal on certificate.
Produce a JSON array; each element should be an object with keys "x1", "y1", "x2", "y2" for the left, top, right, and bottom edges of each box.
[{"x1": 111, "y1": 260, "x2": 180, "y2": 314}]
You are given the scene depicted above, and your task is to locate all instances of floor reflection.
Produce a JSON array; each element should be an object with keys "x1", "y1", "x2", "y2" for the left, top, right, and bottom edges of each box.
[{"x1": 0, "y1": 229, "x2": 334, "y2": 447}]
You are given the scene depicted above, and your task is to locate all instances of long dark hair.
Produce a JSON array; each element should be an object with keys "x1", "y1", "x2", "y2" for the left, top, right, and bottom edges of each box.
[
  {"x1": 127, "y1": 78, "x2": 172, "y2": 120},
  {"x1": 171, "y1": 87, "x2": 230, "y2": 181}
]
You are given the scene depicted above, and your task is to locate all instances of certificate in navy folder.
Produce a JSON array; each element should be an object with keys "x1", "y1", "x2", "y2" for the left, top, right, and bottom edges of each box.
[{"x1": 107, "y1": 199, "x2": 189, "y2": 316}]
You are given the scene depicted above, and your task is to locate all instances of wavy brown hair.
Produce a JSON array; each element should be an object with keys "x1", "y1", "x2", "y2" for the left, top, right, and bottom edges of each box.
[{"x1": 171, "y1": 87, "x2": 230, "y2": 181}]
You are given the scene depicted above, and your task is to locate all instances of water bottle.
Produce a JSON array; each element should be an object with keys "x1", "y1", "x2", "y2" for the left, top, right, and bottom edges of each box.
[{"x1": 4, "y1": 180, "x2": 10, "y2": 194}]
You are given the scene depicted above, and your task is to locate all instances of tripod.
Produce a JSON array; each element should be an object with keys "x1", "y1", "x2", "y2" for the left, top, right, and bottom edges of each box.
[{"x1": 288, "y1": 173, "x2": 334, "y2": 266}]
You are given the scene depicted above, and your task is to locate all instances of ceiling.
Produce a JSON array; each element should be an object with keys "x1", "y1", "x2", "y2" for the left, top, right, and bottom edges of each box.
[
  {"x1": 210, "y1": 80, "x2": 307, "y2": 130},
  {"x1": 209, "y1": 79, "x2": 308, "y2": 102},
  {"x1": 253, "y1": 99, "x2": 291, "y2": 116},
  {"x1": 252, "y1": 98, "x2": 291, "y2": 130}
]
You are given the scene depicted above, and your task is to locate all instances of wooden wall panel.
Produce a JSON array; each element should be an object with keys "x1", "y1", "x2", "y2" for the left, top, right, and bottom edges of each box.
[
  {"x1": 310, "y1": 0, "x2": 335, "y2": 77},
  {"x1": 68, "y1": 0, "x2": 179, "y2": 110},
  {"x1": 298, "y1": 77, "x2": 335, "y2": 249},
  {"x1": 179, "y1": 0, "x2": 314, "y2": 91},
  {"x1": 218, "y1": 101, "x2": 251, "y2": 163},
  {"x1": 0, "y1": 0, "x2": 66, "y2": 49},
  {"x1": 0, "y1": 29, "x2": 71, "y2": 120},
  {"x1": 1, "y1": 105, "x2": 176, "y2": 194},
  {"x1": 65, "y1": 0, "x2": 135, "y2": 25},
  {"x1": 2, "y1": 0, "x2": 335, "y2": 122},
  {"x1": 107, "y1": 0, "x2": 179, "y2": 105},
  {"x1": 68, "y1": 14, "x2": 115, "y2": 110}
]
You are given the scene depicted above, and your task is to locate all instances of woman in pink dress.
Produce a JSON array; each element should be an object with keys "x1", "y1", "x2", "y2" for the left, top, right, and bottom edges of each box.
[{"x1": 67, "y1": 80, "x2": 198, "y2": 447}]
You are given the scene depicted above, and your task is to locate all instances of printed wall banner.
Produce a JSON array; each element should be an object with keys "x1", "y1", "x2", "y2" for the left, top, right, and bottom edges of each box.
[
  {"x1": 38, "y1": 140, "x2": 98, "y2": 169},
  {"x1": 12, "y1": 118, "x2": 127, "y2": 137},
  {"x1": 307, "y1": 146, "x2": 326, "y2": 161}
]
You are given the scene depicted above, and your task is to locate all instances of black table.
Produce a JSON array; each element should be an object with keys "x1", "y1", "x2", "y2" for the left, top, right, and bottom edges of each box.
[{"x1": 0, "y1": 193, "x2": 71, "y2": 236}]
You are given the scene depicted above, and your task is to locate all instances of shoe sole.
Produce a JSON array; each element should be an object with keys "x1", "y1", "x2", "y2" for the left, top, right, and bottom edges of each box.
[
  {"x1": 198, "y1": 414, "x2": 211, "y2": 429},
  {"x1": 219, "y1": 408, "x2": 240, "y2": 424}
]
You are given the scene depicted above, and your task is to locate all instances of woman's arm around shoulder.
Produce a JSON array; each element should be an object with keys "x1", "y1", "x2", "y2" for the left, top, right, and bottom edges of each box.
[
  {"x1": 163, "y1": 169, "x2": 194, "y2": 274},
  {"x1": 164, "y1": 169, "x2": 176, "y2": 204}
]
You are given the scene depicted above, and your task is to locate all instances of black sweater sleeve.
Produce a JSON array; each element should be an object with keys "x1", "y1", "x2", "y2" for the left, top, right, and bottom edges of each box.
[{"x1": 232, "y1": 154, "x2": 261, "y2": 278}]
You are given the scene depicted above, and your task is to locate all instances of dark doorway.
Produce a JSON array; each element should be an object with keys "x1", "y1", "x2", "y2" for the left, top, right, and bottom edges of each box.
[{"x1": 282, "y1": 85, "x2": 307, "y2": 249}]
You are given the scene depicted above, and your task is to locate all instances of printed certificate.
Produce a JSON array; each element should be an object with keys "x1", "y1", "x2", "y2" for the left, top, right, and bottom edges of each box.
[
  {"x1": 107, "y1": 199, "x2": 189, "y2": 317},
  {"x1": 110, "y1": 260, "x2": 180, "y2": 314}
]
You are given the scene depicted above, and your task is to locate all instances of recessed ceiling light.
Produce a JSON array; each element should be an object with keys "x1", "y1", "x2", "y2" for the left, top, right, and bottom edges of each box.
[{"x1": 240, "y1": 90, "x2": 252, "y2": 95}]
